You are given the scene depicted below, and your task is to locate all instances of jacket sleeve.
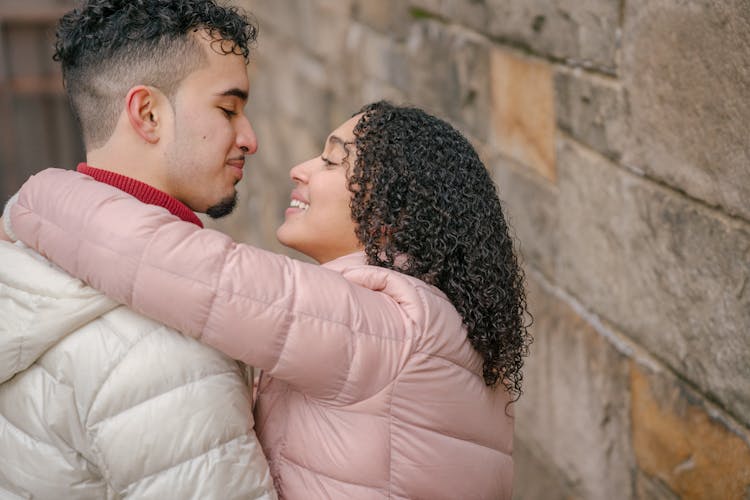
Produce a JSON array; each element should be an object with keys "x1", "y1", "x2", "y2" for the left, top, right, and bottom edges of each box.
[
  {"x1": 10, "y1": 169, "x2": 414, "y2": 403},
  {"x1": 79, "y1": 320, "x2": 276, "y2": 499}
]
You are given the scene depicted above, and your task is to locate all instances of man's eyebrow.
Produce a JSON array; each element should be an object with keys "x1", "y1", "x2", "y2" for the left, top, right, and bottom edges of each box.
[{"x1": 217, "y1": 88, "x2": 248, "y2": 102}]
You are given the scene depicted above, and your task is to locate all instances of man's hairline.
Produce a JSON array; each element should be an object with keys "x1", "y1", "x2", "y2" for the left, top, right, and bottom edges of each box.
[{"x1": 166, "y1": 30, "x2": 250, "y2": 105}]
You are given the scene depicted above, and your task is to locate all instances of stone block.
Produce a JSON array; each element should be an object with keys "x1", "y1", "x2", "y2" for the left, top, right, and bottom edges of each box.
[
  {"x1": 352, "y1": 0, "x2": 411, "y2": 38},
  {"x1": 247, "y1": 34, "x2": 297, "y2": 115},
  {"x1": 408, "y1": 0, "x2": 621, "y2": 72},
  {"x1": 490, "y1": 49, "x2": 556, "y2": 182},
  {"x1": 406, "y1": 0, "x2": 442, "y2": 18},
  {"x1": 250, "y1": 35, "x2": 335, "y2": 144},
  {"x1": 344, "y1": 24, "x2": 411, "y2": 92},
  {"x1": 512, "y1": 439, "x2": 576, "y2": 500},
  {"x1": 409, "y1": 0, "x2": 490, "y2": 35},
  {"x1": 404, "y1": 21, "x2": 492, "y2": 142},
  {"x1": 515, "y1": 275, "x2": 634, "y2": 499},
  {"x1": 631, "y1": 363, "x2": 750, "y2": 498},
  {"x1": 557, "y1": 138, "x2": 750, "y2": 425},
  {"x1": 359, "y1": 79, "x2": 408, "y2": 106},
  {"x1": 246, "y1": 0, "x2": 353, "y2": 61},
  {"x1": 485, "y1": 0, "x2": 620, "y2": 72},
  {"x1": 243, "y1": 0, "x2": 300, "y2": 40},
  {"x1": 621, "y1": 0, "x2": 750, "y2": 220},
  {"x1": 554, "y1": 68, "x2": 626, "y2": 161},
  {"x1": 490, "y1": 156, "x2": 559, "y2": 278}
]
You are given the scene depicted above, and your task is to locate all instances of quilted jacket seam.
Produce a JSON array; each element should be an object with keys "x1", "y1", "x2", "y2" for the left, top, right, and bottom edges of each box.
[
  {"x1": 122, "y1": 433, "x2": 259, "y2": 495},
  {"x1": 388, "y1": 376, "x2": 397, "y2": 499},
  {"x1": 135, "y1": 258, "x2": 405, "y2": 341},
  {"x1": 92, "y1": 369, "x2": 241, "y2": 426},
  {"x1": 84, "y1": 316, "x2": 152, "y2": 422},
  {"x1": 202, "y1": 239, "x2": 233, "y2": 342},
  {"x1": 278, "y1": 453, "x2": 390, "y2": 495}
]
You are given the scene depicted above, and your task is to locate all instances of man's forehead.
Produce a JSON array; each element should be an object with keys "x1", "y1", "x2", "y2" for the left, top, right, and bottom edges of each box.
[{"x1": 191, "y1": 28, "x2": 245, "y2": 61}]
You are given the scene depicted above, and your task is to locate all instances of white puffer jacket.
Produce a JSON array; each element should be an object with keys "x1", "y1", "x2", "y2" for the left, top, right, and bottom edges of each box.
[{"x1": 0, "y1": 241, "x2": 276, "y2": 499}]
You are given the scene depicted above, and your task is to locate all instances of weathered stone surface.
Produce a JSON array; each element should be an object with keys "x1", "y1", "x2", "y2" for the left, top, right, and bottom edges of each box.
[
  {"x1": 411, "y1": 0, "x2": 620, "y2": 72},
  {"x1": 344, "y1": 24, "x2": 411, "y2": 92},
  {"x1": 515, "y1": 275, "x2": 634, "y2": 499},
  {"x1": 247, "y1": 0, "x2": 353, "y2": 61},
  {"x1": 490, "y1": 156, "x2": 559, "y2": 278},
  {"x1": 635, "y1": 472, "x2": 681, "y2": 500},
  {"x1": 554, "y1": 68, "x2": 626, "y2": 161},
  {"x1": 249, "y1": 34, "x2": 336, "y2": 145},
  {"x1": 352, "y1": 0, "x2": 411, "y2": 38},
  {"x1": 404, "y1": 21, "x2": 492, "y2": 142},
  {"x1": 490, "y1": 49, "x2": 556, "y2": 181},
  {"x1": 487, "y1": 0, "x2": 620, "y2": 72},
  {"x1": 408, "y1": 0, "x2": 489, "y2": 34},
  {"x1": 631, "y1": 363, "x2": 750, "y2": 498},
  {"x1": 621, "y1": 0, "x2": 750, "y2": 220},
  {"x1": 359, "y1": 79, "x2": 408, "y2": 107},
  {"x1": 557, "y1": 138, "x2": 750, "y2": 425},
  {"x1": 512, "y1": 439, "x2": 575, "y2": 500}
]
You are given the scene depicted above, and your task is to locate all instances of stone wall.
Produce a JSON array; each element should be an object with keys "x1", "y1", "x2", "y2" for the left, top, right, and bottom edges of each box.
[{"x1": 212, "y1": 1, "x2": 750, "y2": 497}]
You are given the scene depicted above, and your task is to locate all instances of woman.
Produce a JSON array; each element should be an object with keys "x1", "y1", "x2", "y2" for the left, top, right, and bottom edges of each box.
[{"x1": 5, "y1": 101, "x2": 531, "y2": 499}]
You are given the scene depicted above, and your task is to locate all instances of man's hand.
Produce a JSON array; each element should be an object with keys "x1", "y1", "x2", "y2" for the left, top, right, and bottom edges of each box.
[{"x1": 0, "y1": 216, "x2": 11, "y2": 242}]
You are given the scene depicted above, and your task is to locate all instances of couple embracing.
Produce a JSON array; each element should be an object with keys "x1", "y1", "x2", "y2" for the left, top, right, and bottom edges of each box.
[{"x1": 0, "y1": 1, "x2": 530, "y2": 499}]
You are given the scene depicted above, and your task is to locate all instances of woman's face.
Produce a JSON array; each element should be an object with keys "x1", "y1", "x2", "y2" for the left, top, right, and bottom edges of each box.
[{"x1": 276, "y1": 114, "x2": 364, "y2": 263}]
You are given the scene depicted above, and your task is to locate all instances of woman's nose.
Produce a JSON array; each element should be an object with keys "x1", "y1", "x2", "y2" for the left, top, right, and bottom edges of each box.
[{"x1": 289, "y1": 157, "x2": 318, "y2": 182}]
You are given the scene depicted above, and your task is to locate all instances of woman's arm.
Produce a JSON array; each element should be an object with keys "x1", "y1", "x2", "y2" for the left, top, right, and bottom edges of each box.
[{"x1": 10, "y1": 169, "x2": 412, "y2": 402}]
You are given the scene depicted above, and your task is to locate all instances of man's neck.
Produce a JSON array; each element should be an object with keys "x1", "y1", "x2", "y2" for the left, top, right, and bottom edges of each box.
[{"x1": 77, "y1": 163, "x2": 203, "y2": 227}]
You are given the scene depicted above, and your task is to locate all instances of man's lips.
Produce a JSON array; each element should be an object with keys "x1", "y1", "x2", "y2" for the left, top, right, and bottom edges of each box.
[{"x1": 227, "y1": 158, "x2": 245, "y2": 180}]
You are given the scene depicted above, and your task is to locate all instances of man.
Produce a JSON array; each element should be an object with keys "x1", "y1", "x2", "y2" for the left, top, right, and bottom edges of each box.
[{"x1": 0, "y1": 1, "x2": 275, "y2": 498}]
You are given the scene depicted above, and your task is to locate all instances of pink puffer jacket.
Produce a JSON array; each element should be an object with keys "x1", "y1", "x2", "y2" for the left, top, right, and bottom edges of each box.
[{"x1": 9, "y1": 169, "x2": 514, "y2": 500}]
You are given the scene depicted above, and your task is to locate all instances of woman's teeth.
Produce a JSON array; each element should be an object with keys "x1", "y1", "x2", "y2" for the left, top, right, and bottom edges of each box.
[{"x1": 290, "y1": 199, "x2": 309, "y2": 211}]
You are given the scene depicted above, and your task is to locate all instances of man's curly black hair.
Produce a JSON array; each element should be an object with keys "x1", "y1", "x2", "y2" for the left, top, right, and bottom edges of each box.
[
  {"x1": 54, "y1": 0, "x2": 256, "y2": 148},
  {"x1": 350, "y1": 101, "x2": 532, "y2": 400}
]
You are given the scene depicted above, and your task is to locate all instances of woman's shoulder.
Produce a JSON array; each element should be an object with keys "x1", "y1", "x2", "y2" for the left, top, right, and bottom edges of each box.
[{"x1": 324, "y1": 251, "x2": 460, "y2": 329}]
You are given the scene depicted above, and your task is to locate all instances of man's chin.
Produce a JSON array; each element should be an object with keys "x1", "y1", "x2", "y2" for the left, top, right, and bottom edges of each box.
[{"x1": 205, "y1": 192, "x2": 238, "y2": 219}]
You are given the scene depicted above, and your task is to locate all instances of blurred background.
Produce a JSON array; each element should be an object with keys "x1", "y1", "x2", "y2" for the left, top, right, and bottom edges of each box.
[{"x1": 2, "y1": 0, "x2": 749, "y2": 498}]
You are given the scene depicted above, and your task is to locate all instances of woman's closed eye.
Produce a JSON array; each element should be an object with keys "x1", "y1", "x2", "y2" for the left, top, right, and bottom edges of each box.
[{"x1": 321, "y1": 156, "x2": 338, "y2": 168}]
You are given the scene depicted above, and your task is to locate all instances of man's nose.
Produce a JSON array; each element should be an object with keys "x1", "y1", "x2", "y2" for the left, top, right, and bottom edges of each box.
[{"x1": 237, "y1": 114, "x2": 257, "y2": 154}]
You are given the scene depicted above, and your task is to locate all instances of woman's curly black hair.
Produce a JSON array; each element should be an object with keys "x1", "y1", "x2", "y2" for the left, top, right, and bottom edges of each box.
[{"x1": 349, "y1": 101, "x2": 532, "y2": 400}]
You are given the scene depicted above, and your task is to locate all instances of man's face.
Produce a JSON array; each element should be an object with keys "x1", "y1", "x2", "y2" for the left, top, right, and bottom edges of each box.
[{"x1": 162, "y1": 35, "x2": 256, "y2": 217}]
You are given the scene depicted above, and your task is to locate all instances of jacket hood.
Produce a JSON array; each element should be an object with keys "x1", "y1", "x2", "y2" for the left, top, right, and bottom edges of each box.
[{"x1": 0, "y1": 241, "x2": 117, "y2": 382}]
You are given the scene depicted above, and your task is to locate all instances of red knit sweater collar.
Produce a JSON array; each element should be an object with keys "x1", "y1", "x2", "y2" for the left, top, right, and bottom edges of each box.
[{"x1": 76, "y1": 163, "x2": 203, "y2": 227}]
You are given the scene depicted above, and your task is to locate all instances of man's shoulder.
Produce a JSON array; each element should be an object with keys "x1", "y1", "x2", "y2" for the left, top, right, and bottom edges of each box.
[
  {"x1": 52, "y1": 304, "x2": 240, "y2": 372},
  {"x1": 0, "y1": 239, "x2": 100, "y2": 297},
  {"x1": 35, "y1": 304, "x2": 249, "y2": 422}
]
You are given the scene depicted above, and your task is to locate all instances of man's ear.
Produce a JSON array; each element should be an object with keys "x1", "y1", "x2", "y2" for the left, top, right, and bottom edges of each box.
[{"x1": 125, "y1": 86, "x2": 165, "y2": 144}]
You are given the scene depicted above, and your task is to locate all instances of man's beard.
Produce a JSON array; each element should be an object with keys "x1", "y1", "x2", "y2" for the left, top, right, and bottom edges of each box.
[{"x1": 206, "y1": 192, "x2": 238, "y2": 219}]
